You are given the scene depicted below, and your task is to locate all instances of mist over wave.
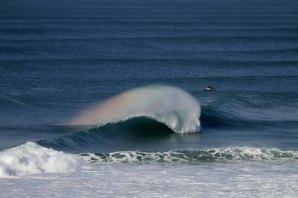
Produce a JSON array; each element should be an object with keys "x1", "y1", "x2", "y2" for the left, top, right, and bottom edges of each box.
[{"x1": 68, "y1": 85, "x2": 201, "y2": 133}]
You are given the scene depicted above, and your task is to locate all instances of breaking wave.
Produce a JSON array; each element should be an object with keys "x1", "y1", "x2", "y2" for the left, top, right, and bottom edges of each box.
[{"x1": 68, "y1": 85, "x2": 201, "y2": 133}]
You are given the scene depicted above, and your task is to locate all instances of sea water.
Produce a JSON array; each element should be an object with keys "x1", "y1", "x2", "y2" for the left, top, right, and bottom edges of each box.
[{"x1": 1, "y1": 0, "x2": 298, "y2": 197}]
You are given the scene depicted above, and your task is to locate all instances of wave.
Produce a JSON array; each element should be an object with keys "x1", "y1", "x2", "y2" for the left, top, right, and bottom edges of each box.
[
  {"x1": 38, "y1": 91, "x2": 298, "y2": 153},
  {"x1": 68, "y1": 85, "x2": 201, "y2": 133},
  {"x1": 0, "y1": 142, "x2": 80, "y2": 178},
  {"x1": 83, "y1": 147, "x2": 298, "y2": 163},
  {"x1": 1, "y1": 142, "x2": 298, "y2": 178}
]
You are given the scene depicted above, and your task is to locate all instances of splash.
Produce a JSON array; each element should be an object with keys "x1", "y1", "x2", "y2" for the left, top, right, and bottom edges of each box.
[{"x1": 69, "y1": 85, "x2": 201, "y2": 133}]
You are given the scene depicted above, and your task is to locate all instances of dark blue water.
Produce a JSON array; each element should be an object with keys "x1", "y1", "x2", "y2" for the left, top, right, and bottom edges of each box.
[{"x1": 1, "y1": 0, "x2": 298, "y2": 153}]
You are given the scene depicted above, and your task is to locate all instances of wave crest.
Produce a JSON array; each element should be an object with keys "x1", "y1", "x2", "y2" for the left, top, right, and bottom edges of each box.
[{"x1": 69, "y1": 85, "x2": 201, "y2": 133}]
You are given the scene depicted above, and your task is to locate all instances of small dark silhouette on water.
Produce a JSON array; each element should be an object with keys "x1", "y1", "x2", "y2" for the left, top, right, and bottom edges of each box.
[{"x1": 204, "y1": 85, "x2": 215, "y2": 91}]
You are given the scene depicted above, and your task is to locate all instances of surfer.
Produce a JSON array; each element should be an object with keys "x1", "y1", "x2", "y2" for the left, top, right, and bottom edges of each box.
[{"x1": 204, "y1": 85, "x2": 215, "y2": 91}]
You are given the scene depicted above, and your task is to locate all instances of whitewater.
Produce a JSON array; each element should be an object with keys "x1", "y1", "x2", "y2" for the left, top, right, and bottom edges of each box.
[
  {"x1": 1, "y1": 141, "x2": 298, "y2": 177},
  {"x1": 1, "y1": 142, "x2": 298, "y2": 198}
]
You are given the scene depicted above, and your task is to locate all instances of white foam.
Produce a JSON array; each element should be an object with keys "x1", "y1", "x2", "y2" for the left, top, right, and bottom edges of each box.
[
  {"x1": 83, "y1": 147, "x2": 298, "y2": 163},
  {"x1": 0, "y1": 142, "x2": 80, "y2": 177},
  {"x1": 1, "y1": 160, "x2": 297, "y2": 198}
]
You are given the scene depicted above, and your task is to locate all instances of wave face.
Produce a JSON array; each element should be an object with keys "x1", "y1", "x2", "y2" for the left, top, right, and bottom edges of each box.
[
  {"x1": 83, "y1": 147, "x2": 298, "y2": 163},
  {"x1": 0, "y1": 142, "x2": 80, "y2": 177},
  {"x1": 69, "y1": 85, "x2": 201, "y2": 133},
  {"x1": 40, "y1": 117, "x2": 177, "y2": 153}
]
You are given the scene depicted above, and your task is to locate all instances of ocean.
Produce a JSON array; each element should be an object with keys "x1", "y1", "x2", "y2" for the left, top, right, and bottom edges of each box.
[{"x1": 1, "y1": 0, "x2": 298, "y2": 197}]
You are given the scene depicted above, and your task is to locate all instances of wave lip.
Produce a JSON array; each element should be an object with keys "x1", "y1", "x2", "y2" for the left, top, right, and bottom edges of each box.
[
  {"x1": 0, "y1": 142, "x2": 80, "y2": 177},
  {"x1": 68, "y1": 85, "x2": 201, "y2": 133},
  {"x1": 83, "y1": 147, "x2": 298, "y2": 163}
]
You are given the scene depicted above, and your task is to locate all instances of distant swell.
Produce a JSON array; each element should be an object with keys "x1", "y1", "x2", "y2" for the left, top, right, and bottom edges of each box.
[
  {"x1": 200, "y1": 94, "x2": 298, "y2": 129},
  {"x1": 68, "y1": 85, "x2": 201, "y2": 133}
]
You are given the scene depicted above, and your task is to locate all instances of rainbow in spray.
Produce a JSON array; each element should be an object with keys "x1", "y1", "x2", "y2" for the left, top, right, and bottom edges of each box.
[{"x1": 69, "y1": 85, "x2": 201, "y2": 133}]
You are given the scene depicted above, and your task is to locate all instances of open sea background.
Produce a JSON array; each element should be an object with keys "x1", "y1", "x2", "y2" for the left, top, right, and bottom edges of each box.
[{"x1": 1, "y1": 0, "x2": 298, "y2": 197}]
